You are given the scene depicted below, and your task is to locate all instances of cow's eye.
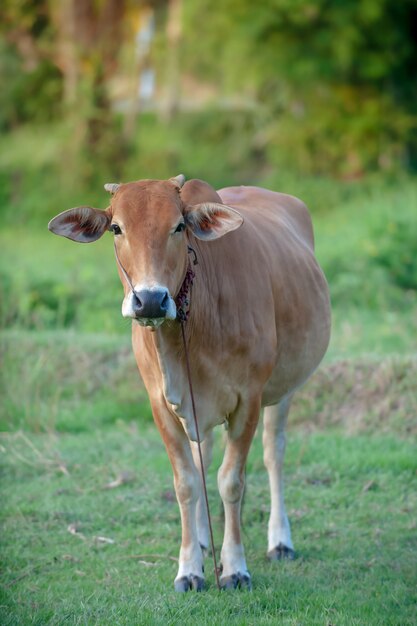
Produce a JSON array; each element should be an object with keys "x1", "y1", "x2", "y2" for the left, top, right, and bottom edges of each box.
[
  {"x1": 174, "y1": 222, "x2": 186, "y2": 234},
  {"x1": 110, "y1": 223, "x2": 122, "y2": 235}
]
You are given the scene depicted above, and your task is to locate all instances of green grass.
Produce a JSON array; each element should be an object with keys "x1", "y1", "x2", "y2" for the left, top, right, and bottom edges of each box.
[
  {"x1": 326, "y1": 307, "x2": 417, "y2": 359},
  {"x1": 1, "y1": 331, "x2": 416, "y2": 624},
  {"x1": 1, "y1": 423, "x2": 416, "y2": 625},
  {"x1": 0, "y1": 331, "x2": 152, "y2": 433}
]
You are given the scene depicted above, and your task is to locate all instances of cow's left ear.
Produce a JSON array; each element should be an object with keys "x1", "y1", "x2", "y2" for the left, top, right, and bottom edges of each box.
[
  {"x1": 184, "y1": 202, "x2": 243, "y2": 241},
  {"x1": 48, "y1": 207, "x2": 110, "y2": 243}
]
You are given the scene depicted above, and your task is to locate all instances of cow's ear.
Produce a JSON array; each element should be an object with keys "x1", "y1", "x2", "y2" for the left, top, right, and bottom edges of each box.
[
  {"x1": 184, "y1": 202, "x2": 243, "y2": 241},
  {"x1": 48, "y1": 207, "x2": 110, "y2": 243}
]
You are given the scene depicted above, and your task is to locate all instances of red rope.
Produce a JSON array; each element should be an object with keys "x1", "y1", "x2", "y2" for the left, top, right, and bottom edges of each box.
[
  {"x1": 175, "y1": 267, "x2": 195, "y2": 322},
  {"x1": 180, "y1": 320, "x2": 221, "y2": 591}
]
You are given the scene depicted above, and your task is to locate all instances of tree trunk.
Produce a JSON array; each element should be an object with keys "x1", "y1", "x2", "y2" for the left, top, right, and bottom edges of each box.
[{"x1": 162, "y1": 0, "x2": 182, "y2": 121}]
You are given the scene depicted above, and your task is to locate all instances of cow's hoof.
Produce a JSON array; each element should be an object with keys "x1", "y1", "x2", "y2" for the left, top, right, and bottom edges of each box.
[
  {"x1": 174, "y1": 575, "x2": 205, "y2": 592},
  {"x1": 267, "y1": 543, "x2": 295, "y2": 560},
  {"x1": 220, "y1": 572, "x2": 252, "y2": 591}
]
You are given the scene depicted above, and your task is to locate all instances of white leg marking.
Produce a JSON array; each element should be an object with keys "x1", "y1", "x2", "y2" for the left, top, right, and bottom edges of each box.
[{"x1": 263, "y1": 399, "x2": 294, "y2": 553}]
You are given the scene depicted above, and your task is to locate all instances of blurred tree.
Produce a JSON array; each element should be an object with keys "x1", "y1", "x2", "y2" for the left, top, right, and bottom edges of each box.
[
  {"x1": 162, "y1": 0, "x2": 182, "y2": 120},
  {"x1": 1, "y1": 0, "x2": 52, "y2": 71},
  {"x1": 1, "y1": 0, "x2": 417, "y2": 177},
  {"x1": 51, "y1": 0, "x2": 126, "y2": 107},
  {"x1": 1, "y1": 0, "x2": 131, "y2": 173},
  {"x1": 49, "y1": 0, "x2": 129, "y2": 172},
  {"x1": 0, "y1": 0, "x2": 62, "y2": 128},
  {"x1": 181, "y1": 0, "x2": 417, "y2": 175}
]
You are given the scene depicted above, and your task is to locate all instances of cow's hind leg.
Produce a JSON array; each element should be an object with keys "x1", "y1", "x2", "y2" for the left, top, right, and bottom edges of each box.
[
  {"x1": 151, "y1": 401, "x2": 204, "y2": 592},
  {"x1": 190, "y1": 429, "x2": 214, "y2": 554},
  {"x1": 263, "y1": 396, "x2": 295, "y2": 560},
  {"x1": 217, "y1": 397, "x2": 260, "y2": 590}
]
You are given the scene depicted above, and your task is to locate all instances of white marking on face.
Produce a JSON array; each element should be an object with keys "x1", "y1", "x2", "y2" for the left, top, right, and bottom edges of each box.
[
  {"x1": 121, "y1": 291, "x2": 135, "y2": 318},
  {"x1": 165, "y1": 296, "x2": 177, "y2": 321}
]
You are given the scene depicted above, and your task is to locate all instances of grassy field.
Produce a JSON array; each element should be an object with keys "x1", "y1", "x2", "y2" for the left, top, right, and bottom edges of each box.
[
  {"x1": 1, "y1": 393, "x2": 416, "y2": 625},
  {"x1": 1, "y1": 326, "x2": 417, "y2": 624},
  {"x1": 1, "y1": 129, "x2": 417, "y2": 623}
]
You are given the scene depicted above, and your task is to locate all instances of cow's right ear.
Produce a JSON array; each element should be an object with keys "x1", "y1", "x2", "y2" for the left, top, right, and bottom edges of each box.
[{"x1": 48, "y1": 207, "x2": 110, "y2": 243}]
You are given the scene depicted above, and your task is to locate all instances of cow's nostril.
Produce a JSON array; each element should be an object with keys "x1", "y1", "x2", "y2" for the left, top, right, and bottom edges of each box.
[
  {"x1": 132, "y1": 293, "x2": 142, "y2": 311},
  {"x1": 161, "y1": 291, "x2": 169, "y2": 311}
]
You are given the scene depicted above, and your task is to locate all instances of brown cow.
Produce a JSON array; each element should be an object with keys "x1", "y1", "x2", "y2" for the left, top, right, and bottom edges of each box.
[{"x1": 48, "y1": 176, "x2": 331, "y2": 591}]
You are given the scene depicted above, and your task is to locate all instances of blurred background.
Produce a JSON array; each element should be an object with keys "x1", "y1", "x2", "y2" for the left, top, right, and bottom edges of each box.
[{"x1": 1, "y1": 0, "x2": 417, "y2": 432}]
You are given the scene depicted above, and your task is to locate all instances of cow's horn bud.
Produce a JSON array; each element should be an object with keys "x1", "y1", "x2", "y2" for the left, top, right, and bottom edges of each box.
[
  {"x1": 169, "y1": 174, "x2": 186, "y2": 189},
  {"x1": 104, "y1": 183, "x2": 120, "y2": 194}
]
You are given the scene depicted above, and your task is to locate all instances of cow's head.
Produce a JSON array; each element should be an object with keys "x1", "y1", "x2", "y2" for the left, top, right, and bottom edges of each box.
[{"x1": 48, "y1": 176, "x2": 243, "y2": 328}]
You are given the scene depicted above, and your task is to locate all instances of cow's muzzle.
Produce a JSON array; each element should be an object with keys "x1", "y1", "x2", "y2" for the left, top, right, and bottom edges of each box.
[
  {"x1": 134, "y1": 287, "x2": 170, "y2": 318},
  {"x1": 122, "y1": 286, "x2": 177, "y2": 326}
]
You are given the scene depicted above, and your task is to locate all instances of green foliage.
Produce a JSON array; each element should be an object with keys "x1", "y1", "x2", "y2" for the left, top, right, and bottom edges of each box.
[
  {"x1": 182, "y1": 0, "x2": 417, "y2": 175},
  {"x1": 0, "y1": 331, "x2": 152, "y2": 433},
  {"x1": 0, "y1": 49, "x2": 63, "y2": 129},
  {"x1": 372, "y1": 215, "x2": 417, "y2": 291},
  {"x1": 314, "y1": 179, "x2": 417, "y2": 311},
  {"x1": 0, "y1": 272, "x2": 79, "y2": 329},
  {"x1": 0, "y1": 226, "x2": 125, "y2": 333},
  {"x1": 1, "y1": 0, "x2": 417, "y2": 176},
  {"x1": 0, "y1": 0, "x2": 61, "y2": 129}
]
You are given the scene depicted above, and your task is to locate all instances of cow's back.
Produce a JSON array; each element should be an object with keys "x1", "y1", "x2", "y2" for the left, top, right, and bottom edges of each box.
[{"x1": 218, "y1": 185, "x2": 315, "y2": 252}]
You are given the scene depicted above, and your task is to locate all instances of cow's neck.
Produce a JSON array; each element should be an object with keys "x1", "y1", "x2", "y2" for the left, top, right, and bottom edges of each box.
[
  {"x1": 151, "y1": 320, "x2": 197, "y2": 440},
  {"x1": 150, "y1": 244, "x2": 221, "y2": 441}
]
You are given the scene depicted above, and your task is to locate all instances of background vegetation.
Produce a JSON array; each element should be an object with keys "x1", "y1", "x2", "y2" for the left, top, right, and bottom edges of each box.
[{"x1": 1, "y1": 1, "x2": 416, "y2": 624}]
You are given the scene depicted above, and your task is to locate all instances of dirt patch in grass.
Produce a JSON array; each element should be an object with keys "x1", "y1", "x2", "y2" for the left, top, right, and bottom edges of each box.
[
  {"x1": 2, "y1": 330, "x2": 416, "y2": 437},
  {"x1": 292, "y1": 357, "x2": 417, "y2": 436}
]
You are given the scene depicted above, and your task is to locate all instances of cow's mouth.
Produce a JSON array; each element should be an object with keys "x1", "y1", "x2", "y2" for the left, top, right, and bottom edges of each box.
[{"x1": 135, "y1": 317, "x2": 166, "y2": 328}]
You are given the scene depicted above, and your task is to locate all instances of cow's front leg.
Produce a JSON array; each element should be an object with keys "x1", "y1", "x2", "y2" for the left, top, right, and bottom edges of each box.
[
  {"x1": 151, "y1": 400, "x2": 204, "y2": 592},
  {"x1": 190, "y1": 429, "x2": 214, "y2": 554},
  {"x1": 263, "y1": 397, "x2": 295, "y2": 560},
  {"x1": 217, "y1": 398, "x2": 260, "y2": 590}
]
